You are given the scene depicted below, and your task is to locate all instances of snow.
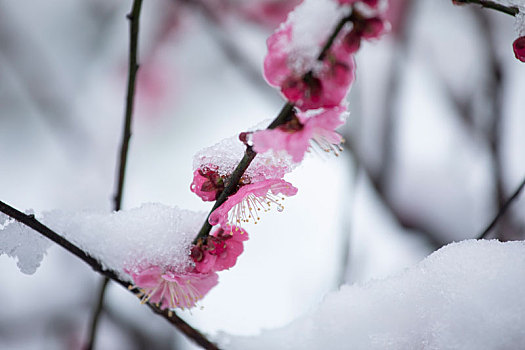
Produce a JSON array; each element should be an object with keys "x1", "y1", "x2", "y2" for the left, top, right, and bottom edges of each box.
[
  {"x1": 285, "y1": 0, "x2": 347, "y2": 70},
  {"x1": 0, "y1": 203, "x2": 205, "y2": 279},
  {"x1": 193, "y1": 131, "x2": 296, "y2": 182},
  {"x1": 0, "y1": 211, "x2": 52, "y2": 274},
  {"x1": 222, "y1": 240, "x2": 525, "y2": 350},
  {"x1": 516, "y1": 11, "x2": 525, "y2": 35}
]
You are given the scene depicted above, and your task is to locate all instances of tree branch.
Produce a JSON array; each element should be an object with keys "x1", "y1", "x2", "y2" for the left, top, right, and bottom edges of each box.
[
  {"x1": 195, "y1": 12, "x2": 354, "y2": 240},
  {"x1": 474, "y1": 10, "x2": 518, "y2": 241},
  {"x1": 86, "y1": 277, "x2": 110, "y2": 350},
  {"x1": 86, "y1": 0, "x2": 145, "y2": 348},
  {"x1": 478, "y1": 176, "x2": 525, "y2": 239},
  {"x1": 452, "y1": 0, "x2": 519, "y2": 16},
  {"x1": 114, "y1": 0, "x2": 143, "y2": 213},
  {"x1": 0, "y1": 200, "x2": 220, "y2": 350}
]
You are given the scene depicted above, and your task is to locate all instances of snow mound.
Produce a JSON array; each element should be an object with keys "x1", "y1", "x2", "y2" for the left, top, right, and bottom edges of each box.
[
  {"x1": 0, "y1": 204, "x2": 205, "y2": 279},
  {"x1": 221, "y1": 240, "x2": 525, "y2": 349}
]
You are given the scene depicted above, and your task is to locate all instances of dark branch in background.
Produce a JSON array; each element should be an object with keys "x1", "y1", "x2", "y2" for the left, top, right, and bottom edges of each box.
[
  {"x1": 114, "y1": 0, "x2": 143, "y2": 213},
  {"x1": 86, "y1": 277, "x2": 110, "y2": 350},
  {"x1": 452, "y1": 0, "x2": 519, "y2": 16},
  {"x1": 86, "y1": 1, "x2": 142, "y2": 349},
  {"x1": 377, "y1": 0, "x2": 415, "y2": 195},
  {"x1": 474, "y1": 10, "x2": 514, "y2": 240},
  {"x1": 478, "y1": 176, "x2": 525, "y2": 239},
  {"x1": 194, "y1": 13, "x2": 354, "y2": 242},
  {"x1": 104, "y1": 304, "x2": 176, "y2": 349},
  {"x1": 0, "y1": 200, "x2": 220, "y2": 350},
  {"x1": 347, "y1": 144, "x2": 448, "y2": 249}
]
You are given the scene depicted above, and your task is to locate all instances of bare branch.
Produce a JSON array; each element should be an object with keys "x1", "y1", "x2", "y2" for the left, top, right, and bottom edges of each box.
[
  {"x1": 452, "y1": 0, "x2": 519, "y2": 16},
  {"x1": 114, "y1": 0, "x2": 144, "y2": 213},
  {"x1": 478, "y1": 176, "x2": 525, "y2": 239}
]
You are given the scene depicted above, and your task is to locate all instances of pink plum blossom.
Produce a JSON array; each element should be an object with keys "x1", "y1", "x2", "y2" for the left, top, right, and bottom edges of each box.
[
  {"x1": 193, "y1": 133, "x2": 295, "y2": 187},
  {"x1": 208, "y1": 179, "x2": 298, "y2": 227},
  {"x1": 237, "y1": 0, "x2": 302, "y2": 29},
  {"x1": 191, "y1": 225, "x2": 249, "y2": 273},
  {"x1": 264, "y1": 24, "x2": 356, "y2": 110},
  {"x1": 129, "y1": 266, "x2": 218, "y2": 310},
  {"x1": 513, "y1": 36, "x2": 525, "y2": 62},
  {"x1": 340, "y1": 16, "x2": 388, "y2": 54},
  {"x1": 190, "y1": 166, "x2": 225, "y2": 202},
  {"x1": 252, "y1": 106, "x2": 347, "y2": 162}
]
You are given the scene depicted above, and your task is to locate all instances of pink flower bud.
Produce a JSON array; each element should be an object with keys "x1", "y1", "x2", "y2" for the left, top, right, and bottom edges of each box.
[
  {"x1": 361, "y1": 17, "x2": 386, "y2": 39},
  {"x1": 513, "y1": 36, "x2": 525, "y2": 63},
  {"x1": 342, "y1": 30, "x2": 362, "y2": 54}
]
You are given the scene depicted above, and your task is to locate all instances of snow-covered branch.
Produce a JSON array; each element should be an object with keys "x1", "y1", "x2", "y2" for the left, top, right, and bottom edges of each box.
[
  {"x1": 0, "y1": 200, "x2": 220, "y2": 350},
  {"x1": 453, "y1": 0, "x2": 519, "y2": 16}
]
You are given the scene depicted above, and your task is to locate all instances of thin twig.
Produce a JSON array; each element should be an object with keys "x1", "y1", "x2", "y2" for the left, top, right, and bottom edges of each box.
[
  {"x1": 347, "y1": 143, "x2": 447, "y2": 249},
  {"x1": 474, "y1": 10, "x2": 517, "y2": 241},
  {"x1": 478, "y1": 176, "x2": 525, "y2": 239},
  {"x1": 452, "y1": 0, "x2": 519, "y2": 16},
  {"x1": 85, "y1": 278, "x2": 110, "y2": 350},
  {"x1": 114, "y1": 0, "x2": 144, "y2": 213},
  {"x1": 195, "y1": 12, "x2": 355, "y2": 241},
  {"x1": 377, "y1": 0, "x2": 415, "y2": 193},
  {"x1": 0, "y1": 200, "x2": 220, "y2": 350},
  {"x1": 87, "y1": 0, "x2": 144, "y2": 348}
]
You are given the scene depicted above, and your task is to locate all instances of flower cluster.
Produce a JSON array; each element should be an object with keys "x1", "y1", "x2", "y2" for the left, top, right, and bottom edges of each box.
[
  {"x1": 132, "y1": 0, "x2": 389, "y2": 312},
  {"x1": 129, "y1": 225, "x2": 249, "y2": 310},
  {"x1": 263, "y1": 0, "x2": 386, "y2": 111},
  {"x1": 191, "y1": 130, "x2": 298, "y2": 226},
  {"x1": 129, "y1": 266, "x2": 218, "y2": 310},
  {"x1": 252, "y1": 0, "x2": 387, "y2": 162}
]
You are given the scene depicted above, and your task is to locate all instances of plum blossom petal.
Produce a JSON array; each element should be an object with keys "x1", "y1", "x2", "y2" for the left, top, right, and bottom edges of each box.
[
  {"x1": 252, "y1": 106, "x2": 347, "y2": 162},
  {"x1": 238, "y1": 0, "x2": 302, "y2": 30},
  {"x1": 190, "y1": 167, "x2": 224, "y2": 202},
  {"x1": 264, "y1": 24, "x2": 294, "y2": 88},
  {"x1": 130, "y1": 266, "x2": 218, "y2": 310},
  {"x1": 212, "y1": 226, "x2": 249, "y2": 271},
  {"x1": 208, "y1": 179, "x2": 298, "y2": 227},
  {"x1": 192, "y1": 225, "x2": 249, "y2": 273}
]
